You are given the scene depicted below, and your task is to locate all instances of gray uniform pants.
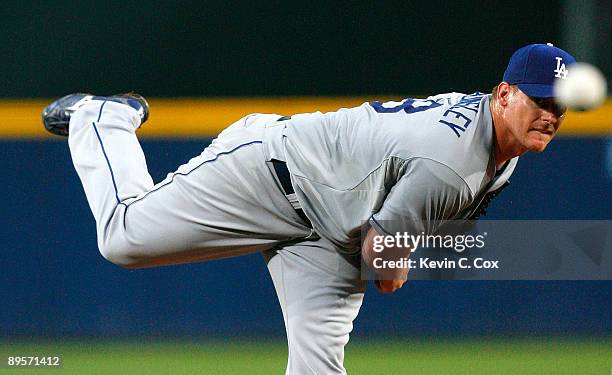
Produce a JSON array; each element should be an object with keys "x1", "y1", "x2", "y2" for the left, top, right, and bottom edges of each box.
[{"x1": 68, "y1": 100, "x2": 366, "y2": 374}]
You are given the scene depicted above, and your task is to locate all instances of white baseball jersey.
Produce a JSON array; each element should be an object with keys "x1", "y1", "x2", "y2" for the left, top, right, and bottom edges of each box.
[
  {"x1": 65, "y1": 93, "x2": 516, "y2": 375},
  {"x1": 264, "y1": 93, "x2": 518, "y2": 252}
]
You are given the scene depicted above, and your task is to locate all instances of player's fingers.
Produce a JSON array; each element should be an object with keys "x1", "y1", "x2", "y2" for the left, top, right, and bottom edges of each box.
[
  {"x1": 375, "y1": 279, "x2": 405, "y2": 293},
  {"x1": 375, "y1": 280, "x2": 397, "y2": 293},
  {"x1": 374, "y1": 280, "x2": 388, "y2": 293}
]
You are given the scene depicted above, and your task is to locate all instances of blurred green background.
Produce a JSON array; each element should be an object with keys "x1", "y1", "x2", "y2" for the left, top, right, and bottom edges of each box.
[{"x1": 1, "y1": 0, "x2": 609, "y2": 98}]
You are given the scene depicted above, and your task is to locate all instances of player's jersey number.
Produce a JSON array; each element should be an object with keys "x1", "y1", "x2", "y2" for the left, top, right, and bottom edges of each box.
[{"x1": 369, "y1": 98, "x2": 442, "y2": 114}]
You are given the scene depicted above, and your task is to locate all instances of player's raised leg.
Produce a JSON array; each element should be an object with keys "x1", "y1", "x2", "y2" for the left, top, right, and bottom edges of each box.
[
  {"x1": 43, "y1": 95, "x2": 311, "y2": 268},
  {"x1": 264, "y1": 237, "x2": 367, "y2": 375},
  {"x1": 65, "y1": 96, "x2": 154, "y2": 235}
]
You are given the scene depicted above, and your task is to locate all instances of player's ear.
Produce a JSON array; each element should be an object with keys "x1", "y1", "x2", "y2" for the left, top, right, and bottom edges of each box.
[{"x1": 496, "y1": 82, "x2": 513, "y2": 107}]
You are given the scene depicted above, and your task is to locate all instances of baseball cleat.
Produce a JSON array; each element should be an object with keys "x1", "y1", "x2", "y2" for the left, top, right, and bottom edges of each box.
[{"x1": 42, "y1": 92, "x2": 150, "y2": 136}]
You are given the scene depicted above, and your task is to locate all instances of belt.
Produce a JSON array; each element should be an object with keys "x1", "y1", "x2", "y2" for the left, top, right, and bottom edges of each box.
[{"x1": 271, "y1": 159, "x2": 312, "y2": 228}]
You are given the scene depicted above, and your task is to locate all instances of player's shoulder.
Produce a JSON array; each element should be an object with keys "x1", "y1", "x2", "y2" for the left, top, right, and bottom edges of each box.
[
  {"x1": 396, "y1": 92, "x2": 494, "y2": 192},
  {"x1": 360, "y1": 91, "x2": 487, "y2": 118},
  {"x1": 424, "y1": 91, "x2": 473, "y2": 106}
]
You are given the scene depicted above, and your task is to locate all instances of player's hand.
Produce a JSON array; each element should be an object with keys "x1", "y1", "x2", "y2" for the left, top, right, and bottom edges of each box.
[{"x1": 374, "y1": 278, "x2": 406, "y2": 293}]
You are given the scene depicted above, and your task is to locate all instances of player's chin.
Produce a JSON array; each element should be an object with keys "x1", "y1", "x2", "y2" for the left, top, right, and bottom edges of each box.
[{"x1": 526, "y1": 131, "x2": 555, "y2": 152}]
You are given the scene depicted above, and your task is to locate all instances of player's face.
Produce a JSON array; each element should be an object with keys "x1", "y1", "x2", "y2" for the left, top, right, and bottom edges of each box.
[{"x1": 504, "y1": 87, "x2": 566, "y2": 153}]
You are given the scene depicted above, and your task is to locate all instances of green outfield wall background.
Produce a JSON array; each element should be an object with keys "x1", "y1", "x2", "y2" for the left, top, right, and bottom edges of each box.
[{"x1": 1, "y1": 1, "x2": 609, "y2": 99}]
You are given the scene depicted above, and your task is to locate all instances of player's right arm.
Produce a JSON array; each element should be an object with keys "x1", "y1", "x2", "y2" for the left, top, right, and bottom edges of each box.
[
  {"x1": 362, "y1": 158, "x2": 472, "y2": 293},
  {"x1": 362, "y1": 227, "x2": 411, "y2": 293}
]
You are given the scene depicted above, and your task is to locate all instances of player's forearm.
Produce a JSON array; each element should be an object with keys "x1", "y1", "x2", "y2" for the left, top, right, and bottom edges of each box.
[{"x1": 362, "y1": 227, "x2": 412, "y2": 292}]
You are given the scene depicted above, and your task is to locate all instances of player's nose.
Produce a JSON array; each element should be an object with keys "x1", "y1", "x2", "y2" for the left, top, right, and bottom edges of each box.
[{"x1": 540, "y1": 107, "x2": 562, "y2": 130}]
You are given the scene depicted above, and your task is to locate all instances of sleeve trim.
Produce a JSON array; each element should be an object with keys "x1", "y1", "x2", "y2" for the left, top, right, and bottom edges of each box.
[
  {"x1": 400, "y1": 156, "x2": 475, "y2": 197},
  {"x1": 368, "y1": 215, "x2": 392, "y2": 236}
]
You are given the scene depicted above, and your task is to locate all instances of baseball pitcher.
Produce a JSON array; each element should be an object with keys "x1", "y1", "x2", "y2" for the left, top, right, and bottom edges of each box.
[{"x1": 42, "y1": 43, "x2": 575, "y2": 374}]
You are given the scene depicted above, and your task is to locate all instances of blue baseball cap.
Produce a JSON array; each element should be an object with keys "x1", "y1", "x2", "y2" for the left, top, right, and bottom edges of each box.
[{"x1": 503, "y1": 43, "x2": 576, "y2": 98}]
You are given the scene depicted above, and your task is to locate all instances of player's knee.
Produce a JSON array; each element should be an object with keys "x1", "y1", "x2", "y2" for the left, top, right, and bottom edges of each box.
[{"x1": 98, "y1": 241, "x2": 143, "y2": 269}]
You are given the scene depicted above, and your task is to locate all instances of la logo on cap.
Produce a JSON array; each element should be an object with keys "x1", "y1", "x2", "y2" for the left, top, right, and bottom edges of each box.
[
  {"x1": 547, "y1": 43, "x2": 569, "y2": 80},
  {"x1": 554, "y1": 57, "x2": 569, "y2": 79}
]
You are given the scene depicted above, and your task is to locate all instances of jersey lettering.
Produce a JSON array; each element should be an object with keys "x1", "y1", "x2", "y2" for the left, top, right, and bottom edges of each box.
[
  {"x1": 438, "y1": 93, "x2": 484, "y2": 138},
  {"x1": 369, "y1": 98, "x2": 443, "y2": 114}
]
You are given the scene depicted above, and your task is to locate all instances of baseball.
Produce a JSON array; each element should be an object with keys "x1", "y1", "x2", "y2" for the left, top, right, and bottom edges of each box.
[{"x1": 554, "y1": 62, "x2": 607, "y2": 111}]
